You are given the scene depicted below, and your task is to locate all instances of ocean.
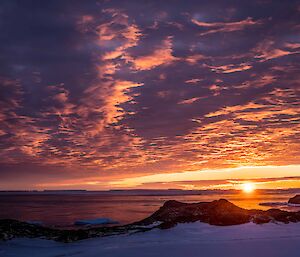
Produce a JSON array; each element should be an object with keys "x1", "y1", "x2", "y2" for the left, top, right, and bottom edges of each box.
[{"x1": 1, "y1": 190, "x2": 299, "y2": 228}]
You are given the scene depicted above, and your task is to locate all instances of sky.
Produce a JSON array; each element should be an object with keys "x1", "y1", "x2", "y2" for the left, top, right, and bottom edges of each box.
[{"x1": 0, "y1": 0, "x2": 299, "y2": 190}]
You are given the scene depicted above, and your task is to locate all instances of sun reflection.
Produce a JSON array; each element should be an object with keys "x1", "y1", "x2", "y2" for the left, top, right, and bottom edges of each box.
[{"x1": 242, "y1": 183, "x2": 255, "y2": 193}]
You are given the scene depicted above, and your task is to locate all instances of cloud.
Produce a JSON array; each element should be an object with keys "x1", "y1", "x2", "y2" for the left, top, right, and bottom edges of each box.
[
  {"x1": 110, "y1": 165, "x2": 300, "y2": 189},
  {"x1": 191, "y1": 17, "x2": 262, "y2": 35},
  {"x1": 185, "y1": 78, "x2": 202, "y2": 84},
  {"x1": 206, "y1": 63, "x2": 252, "y2": 73},
  {"x1": 254, "y1": 39, "x2": 300, "y2": 61},
  {"x1": 178, "y1": 97, "x2": 201, "y2": 105},
  {"x1": 0, "y1": 0, "x2": 299, "y2": 189},
  {"x1": 134, "y1": 176, "x2": 300, "y2": 190},
  {"x1": 127, "y1": 37, "x2": 178, "y2": 70}
]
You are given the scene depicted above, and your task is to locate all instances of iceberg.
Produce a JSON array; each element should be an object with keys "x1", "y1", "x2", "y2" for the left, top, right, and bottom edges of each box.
[
  {"x1": 74, "y1": 218, "x2": 119, "y2": 226},
  {"x1": 26, "y1": 221, "x2": 43, "y2": 226}
]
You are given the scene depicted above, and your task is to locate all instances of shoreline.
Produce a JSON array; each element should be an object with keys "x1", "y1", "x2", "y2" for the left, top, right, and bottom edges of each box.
[{"x1": 1, "y1": 199, "x2": 300, "y2": 243}]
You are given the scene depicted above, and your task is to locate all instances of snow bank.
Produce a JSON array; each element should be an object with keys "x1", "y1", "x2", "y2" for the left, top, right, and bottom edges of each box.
[
  {"x1": 1, "y1": 222, "x2": 300, "y2": 257},
  {"x1": 74, "y1": 218, "x2": 119, "y2": 226}
]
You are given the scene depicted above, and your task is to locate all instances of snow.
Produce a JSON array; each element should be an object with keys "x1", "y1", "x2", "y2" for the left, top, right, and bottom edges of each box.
[
  {"x1": 259, "y1": 202, "x2": 300, "y2": 212},
  {"x1": 74, "y1": 218, "x2": 119, "y2": 226},
  {"x1": 288, "y1": 203, "x2": 300, "y2": 207},
  {"x1": 25, "y1": 221, "x2": 43, "y2": 226},
  {"x1": 259, "y1": 202, "x2": 287, "y2": 206},
  {"x1": 1, "y1": 222, "x2": 300, "y2": 257}
]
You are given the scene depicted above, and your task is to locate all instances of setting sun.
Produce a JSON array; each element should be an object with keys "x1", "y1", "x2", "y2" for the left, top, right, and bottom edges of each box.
[{"x1": 242, "y1": 183, "x2": 255, "y2": 193}]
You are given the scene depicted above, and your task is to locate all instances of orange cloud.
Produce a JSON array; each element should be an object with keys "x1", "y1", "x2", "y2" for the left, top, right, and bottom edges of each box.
[
  {"x1": 128, "y1": 37, "x2": 178, "y2": 70},
  {"x1": 185, "y1": 54, "x2": 206, "y2": 64},
  {"x1": 178, "y1": 97, "x2": 201, "y2": 105},
  {"x1": 254, "y1": 39, "x2": 300, "y2": 61},
  {"x1": 185, "y1": 78, "x2": 202, "y2": 84},
  {"x1": 97, "y1": 9, "x2": 141, "y2": 61},
  {"x1": 206, "y1": 63, "x2": 252, "y2": 73},
  {"x1": 109, "y1": 165, "x2": 300, "y2": 189},
  {"x1": 192, "y1": 17, "x2": 262, "y2": 35}
]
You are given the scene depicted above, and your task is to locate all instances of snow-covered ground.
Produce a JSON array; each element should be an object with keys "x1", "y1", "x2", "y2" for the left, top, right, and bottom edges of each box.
[{"x1": 1, "y1": 222, "x2": 300, "y2": 257}]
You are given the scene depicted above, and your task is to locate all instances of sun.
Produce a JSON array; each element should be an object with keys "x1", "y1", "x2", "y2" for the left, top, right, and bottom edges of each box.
[{"x1": 242, "y1": 183, "x2": 255, "y2": 193}]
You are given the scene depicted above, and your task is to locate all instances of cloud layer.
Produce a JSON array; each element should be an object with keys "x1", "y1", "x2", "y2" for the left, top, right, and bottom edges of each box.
[{"x1": 0, "y1": 0, "x2": 299, "y2": 189}]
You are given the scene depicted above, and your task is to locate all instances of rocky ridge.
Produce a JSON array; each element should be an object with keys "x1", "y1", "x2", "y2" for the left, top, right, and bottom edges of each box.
[{"x1": 288, "y1": 195, "x2": 300, "y2": 204}]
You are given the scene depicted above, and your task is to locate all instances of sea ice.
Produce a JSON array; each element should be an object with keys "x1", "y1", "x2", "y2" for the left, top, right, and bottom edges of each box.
[{"x1": 1, "y1": 222, "x2": 300, "y2": 257}]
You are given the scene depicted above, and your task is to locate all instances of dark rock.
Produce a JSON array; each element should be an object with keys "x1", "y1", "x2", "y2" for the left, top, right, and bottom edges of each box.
[
  {"x1": 137, "y1": 199, "x2": 300, "y2": 227},
  {"x1": 288, "y1": 195, "x2": 300, "y2": 204},
  {"x1": 0, "y1": 219, "x2": 131, "y2": 243}
]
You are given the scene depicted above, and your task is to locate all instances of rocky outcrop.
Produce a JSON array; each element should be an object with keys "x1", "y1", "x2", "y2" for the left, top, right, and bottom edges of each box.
[
  {"x1": 0, "y1": 219, "x2": 145, "y2": 242},
  {"x1": 1, "y1": 199, "x2": 300, "y2": 242},
  {"x1": 136, "y1": 199, "x2": 300, "y2": 228},
  {"x1": 288, "y1": 195, "x2": 300, "y2": 204}
]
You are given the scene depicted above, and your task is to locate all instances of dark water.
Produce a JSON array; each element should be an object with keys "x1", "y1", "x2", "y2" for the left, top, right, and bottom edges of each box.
[{"x1": 0, "y1": 191, "x2": 299, "y2": 228}]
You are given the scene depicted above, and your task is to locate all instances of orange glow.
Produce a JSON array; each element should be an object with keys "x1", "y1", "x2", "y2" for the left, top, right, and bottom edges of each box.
[
  {"x1": 241, "y1": 183, "x2": 255, "y2": 193},
  {"x1": 109, "y1": 165, "x2": 300, "y2": 188},
  {"x1": 128, "y1": 37, "x2": 178, "y2": 70}
]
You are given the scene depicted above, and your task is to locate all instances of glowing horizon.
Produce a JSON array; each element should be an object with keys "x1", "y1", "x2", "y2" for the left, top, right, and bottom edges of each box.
[
  {"x1": 2, "y1": 165, "x2": 298, "y2": 191},
  {"x1": 106, "y1": 165, "x2": 300, "y2": 190}
]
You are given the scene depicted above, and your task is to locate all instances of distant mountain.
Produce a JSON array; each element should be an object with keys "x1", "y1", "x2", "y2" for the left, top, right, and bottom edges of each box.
[{"x1": 1, "y1": 188, "x2": 300, "y2": 195}]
